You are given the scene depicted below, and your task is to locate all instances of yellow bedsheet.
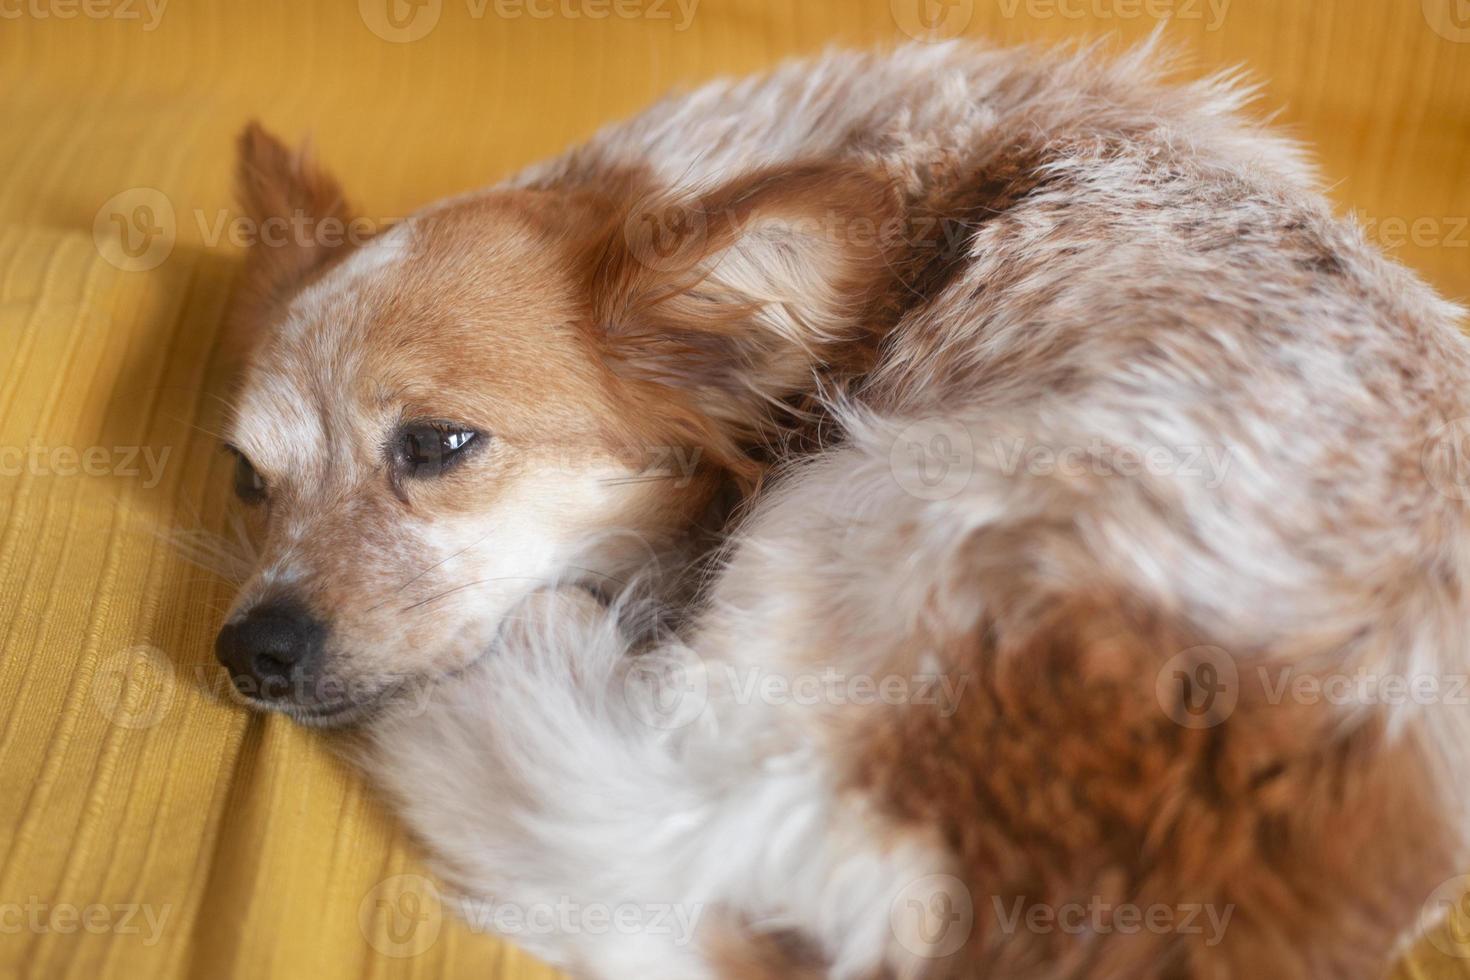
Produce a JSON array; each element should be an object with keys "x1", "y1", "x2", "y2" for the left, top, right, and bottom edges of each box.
[{"x1": 0, "y1": 1, "x2": 1467, "y2": 977}]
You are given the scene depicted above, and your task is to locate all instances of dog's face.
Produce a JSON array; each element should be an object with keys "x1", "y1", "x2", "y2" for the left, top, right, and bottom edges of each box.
[
  {"x1": 219, "y1": 195, "x2": 680, "y2": 725},
  {"x1": 214, "y1": 124, "x2": 897, "y2": 725}
]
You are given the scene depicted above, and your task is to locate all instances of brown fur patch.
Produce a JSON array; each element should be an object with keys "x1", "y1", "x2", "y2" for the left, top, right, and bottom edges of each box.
[
  {"x1": 708, "y1": 924, "x2": 836, "y2": 980},
  {"x1": 847, "y1": 569, "x2": 1459, "y2": 979},
  {"x1": 879, "y1": 137, "x2": 1062, "y2": 323},
  {"x1": 589, "y1": 162, "x2": 905, "y2": 489}
]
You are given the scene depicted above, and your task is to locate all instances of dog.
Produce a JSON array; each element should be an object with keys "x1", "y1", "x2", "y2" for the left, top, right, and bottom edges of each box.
[{"x1": 214, "y1": 38, "x2": 1470, "y2": 978}]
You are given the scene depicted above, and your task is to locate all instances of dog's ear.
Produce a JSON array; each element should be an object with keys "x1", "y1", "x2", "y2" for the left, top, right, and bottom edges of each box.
[
  {"x1": 229, "y1": 121, "x2": 355, "y2": 351},
  {"x1": 592, "y1": 165, "x2": 901, "y2": 477}
]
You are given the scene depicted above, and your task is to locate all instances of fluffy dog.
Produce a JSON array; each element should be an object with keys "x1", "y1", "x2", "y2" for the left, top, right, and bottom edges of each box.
[{"x1": 216, "y1": 39, "x2": 1470, "y2": 978}]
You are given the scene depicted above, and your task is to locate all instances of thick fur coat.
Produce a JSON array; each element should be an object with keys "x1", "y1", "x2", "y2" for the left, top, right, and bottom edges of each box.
[{"x1": 219, "y1": 39, "x2": 1470, "y2": 979}]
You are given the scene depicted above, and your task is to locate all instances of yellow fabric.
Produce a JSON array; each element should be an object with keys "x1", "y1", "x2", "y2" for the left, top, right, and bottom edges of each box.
[{"x1": 0, "y1": 0, "x2": 1468, "y2": 976}]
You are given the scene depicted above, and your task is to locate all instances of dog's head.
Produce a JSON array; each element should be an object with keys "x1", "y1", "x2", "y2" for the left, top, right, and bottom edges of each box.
[{"x1": 213, "y1": 123, "x2": 898, "y2": 725}]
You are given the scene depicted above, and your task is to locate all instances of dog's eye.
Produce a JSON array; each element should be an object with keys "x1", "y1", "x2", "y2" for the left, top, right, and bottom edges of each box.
[
  {"x1": 394, "y1": 422, "x2": 481, "y2": 479},
  {"x1": 230, "y1": 450, "x2": 267, "y2": 504}
]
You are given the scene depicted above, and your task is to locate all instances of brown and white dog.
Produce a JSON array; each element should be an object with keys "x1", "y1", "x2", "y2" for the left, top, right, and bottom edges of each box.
[{"x1": 215, "y1": 39, "x2": 1470, "y2": 978}]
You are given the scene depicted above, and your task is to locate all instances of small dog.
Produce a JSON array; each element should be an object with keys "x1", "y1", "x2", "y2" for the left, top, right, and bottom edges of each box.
[{"x1": 215, "y1": 39, "x2": 1470, "y2": 978}]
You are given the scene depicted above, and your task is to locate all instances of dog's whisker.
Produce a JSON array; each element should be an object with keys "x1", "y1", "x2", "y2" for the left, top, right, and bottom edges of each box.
[
  {"x1": 158, "y1": 522, "x2": 257, "y2": 585},
  {"x1": 399, "y1": 577, "x2": 534, "y2": 613},
  {"x1": 398, "y1": 567, "x2": 630, "y2": 615},
  {"x1": 162, "y1": 413, "x2": 231, "y2": 444},
  {"x1": 562, "y1": 565, "x2": 629, "y2": 589},
  {"x1": 379, "y1": 528, "x2": 499, "y2": 608},
  {"x1": 598, "y1": 474, "x2": 684, "y2": 486}
]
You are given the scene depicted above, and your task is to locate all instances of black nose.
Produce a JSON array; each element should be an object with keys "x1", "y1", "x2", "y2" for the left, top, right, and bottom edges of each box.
[{"x1": 215, "y1": 598, "x2": 326, "y2": 700}]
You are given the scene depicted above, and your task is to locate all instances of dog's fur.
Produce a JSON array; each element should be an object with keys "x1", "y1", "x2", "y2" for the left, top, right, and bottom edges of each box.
[{"x1": 219, "y1": 40, "x2": 1470, "y2": 978}]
